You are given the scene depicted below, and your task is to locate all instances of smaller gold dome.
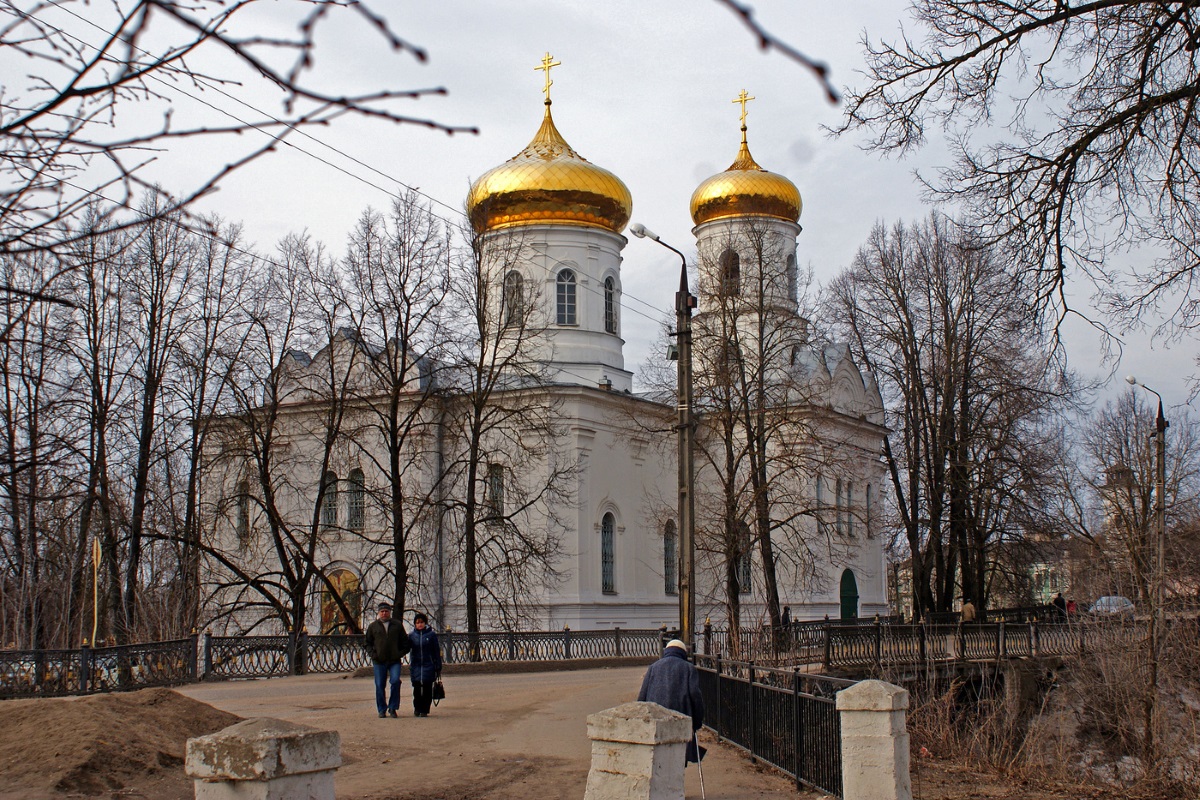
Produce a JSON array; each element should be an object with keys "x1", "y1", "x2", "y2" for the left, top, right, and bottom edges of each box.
[
  {"x1": 467, "y1": 103, "x2": 632, "y2": 234},
  {"x1": 689, "y1": 135, "x2": 802, "y2": 226}
]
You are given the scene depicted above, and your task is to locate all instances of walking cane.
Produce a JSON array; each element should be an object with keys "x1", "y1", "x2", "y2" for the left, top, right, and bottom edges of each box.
[{"x1": 694, "y1": 730, "x2": 706, "y2": 800}]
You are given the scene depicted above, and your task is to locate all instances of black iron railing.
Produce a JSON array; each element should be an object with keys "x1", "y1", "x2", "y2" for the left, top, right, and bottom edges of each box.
[
  {"x1": 696, "y1": 655, "x2": 855, "y2": 797},
  {"x1": 439, "y1": 627, "x2": 663, "y2": 664},
  {"x1": 0, "y1": 638, "x2": 195, "y2": 699},
  {"x1": 703, "y1": 614, "x2": 1153, "y2": 670},
  {"x1": 1, "y1": 627, "x2": 668, "y2": 696}
]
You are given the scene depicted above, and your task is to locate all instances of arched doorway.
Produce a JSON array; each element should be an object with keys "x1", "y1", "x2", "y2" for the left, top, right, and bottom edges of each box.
[
  {"x1": 839, "y1": 569, "x2": 859, "y2": 620},
  {"x1": 320, "y1": 568, "x2": 362, "y2": 634}
]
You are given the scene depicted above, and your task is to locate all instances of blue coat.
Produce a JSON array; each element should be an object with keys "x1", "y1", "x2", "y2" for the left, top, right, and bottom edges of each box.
[
  {"x1": 408, "y1": 627, "x2": 442, "y2": 683},
  {"x1": 637, "y1": 647, "x2": 705, "y2": 731}
]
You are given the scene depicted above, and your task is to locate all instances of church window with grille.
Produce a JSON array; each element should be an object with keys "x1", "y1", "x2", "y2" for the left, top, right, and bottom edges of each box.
[
  {"x1": 865, "y1": 484, "x2": 874, "y2": 539},
  {"x1": 604, "y1": 276, "x2": 617, "y2": 334},
  {"x1": 663, "y1": 520, "x2": 677, "y2": 595},
  {"x1": 347, "y1": 469, "x2": 365, "y2": 531},
  {"x1": 737, "y1": 522, "x2": 752, "y2": 593},
  {"x1": 557, "y1": 269, "x2": 577, "y2": 325},
  {"x1": 601, "y1": 512, "x2": 616, "y2": 593},
  {"x1": 503, "y1": 272, "x2": 524, "y2": 327},
  {"x1": 320, "y1": 471, "x2": 338, "y2": 529},
  {"x1": 486, "y1": 463, "x2": 504, "y2": 517},
  {"x1": 719, "y1": 250, "x2": 740, "y2": 296},
  {"x1": 236, "y1": 479, "x2": 250, "y2": 543},
  {"x1": 786, "y1": 253, "x2": 797, "y2": 301}
]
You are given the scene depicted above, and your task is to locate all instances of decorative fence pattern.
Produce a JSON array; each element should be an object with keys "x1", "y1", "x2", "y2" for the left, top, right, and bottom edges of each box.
[
  {"x1": 440, "y1": 627, "x2": 663, "y2": 664},
  {"x1": 695, "y1": 655, "x2": 854, "y2": 797},
  {"x1": 0, "y1": 639, "x2": 195, "y2": 698},
  {"x1": 1, "y1": 627, "x2": 668, "y2": 698},
  {"x1": 703, "y1": 616, "x2": 1155, "y2": 671}
]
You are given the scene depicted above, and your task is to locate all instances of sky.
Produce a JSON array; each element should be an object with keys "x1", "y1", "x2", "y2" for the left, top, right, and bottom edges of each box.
[{"x1": 31, "y1": 0, "x2": 1197, "y2": 411}]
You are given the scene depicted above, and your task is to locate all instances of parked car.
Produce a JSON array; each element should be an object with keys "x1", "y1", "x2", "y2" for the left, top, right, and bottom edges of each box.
[{"x1": 1089, "y1": 595, "x2": 1135, "y2": 617}]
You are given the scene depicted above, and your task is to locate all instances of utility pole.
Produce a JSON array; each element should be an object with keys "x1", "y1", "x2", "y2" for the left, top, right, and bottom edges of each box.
[
  {"x1": 632, "y1": 223, "x2": 697, "y2": 649},
  {"x1": 1126, "y1": 375, "x2": 1168, "y2": 756}
]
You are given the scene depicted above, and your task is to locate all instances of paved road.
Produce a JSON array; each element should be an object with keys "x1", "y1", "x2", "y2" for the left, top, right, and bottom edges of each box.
[{"x1": 180, "y1": 665, "x2": 814, "y2": 800}]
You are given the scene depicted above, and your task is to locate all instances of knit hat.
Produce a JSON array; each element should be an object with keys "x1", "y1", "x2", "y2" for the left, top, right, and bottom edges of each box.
[{"x1": 665, "y1": 639, "x2": 687, "y2": 651}]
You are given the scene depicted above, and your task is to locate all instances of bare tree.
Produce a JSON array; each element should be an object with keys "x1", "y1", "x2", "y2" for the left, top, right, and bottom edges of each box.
[
  {"x1": 839, "y1": 1, "x2": 1200, "y2": 344},
  {"x1": 826, "y1": 213, "x2": 1072, "y2": 616},
  {"x1": 1, "y1": 1, "x2": 472, "y2": 260},
  {"x1": 341, "y1": 193, "x2": 451, "y2": 622},
  {"x1": 442, "y1": 231, "x2": 572, "y2": 638}
]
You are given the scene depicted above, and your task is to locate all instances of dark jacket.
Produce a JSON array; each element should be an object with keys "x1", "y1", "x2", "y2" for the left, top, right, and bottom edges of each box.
[
  {"x1": 364, "y1": 618, "x2": 411, "y2": 664},
  {"x1": 408, "y1": 627, "x2": 442, "y2": 683},
  {"x1": 637, "y1": 647, "x2": 704, "y2": 731}
]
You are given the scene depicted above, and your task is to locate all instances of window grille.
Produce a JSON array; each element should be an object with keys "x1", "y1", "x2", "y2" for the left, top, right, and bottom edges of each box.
[
  {"x1": 557, "y1": 269, "x2": 577, "y2": 325},
  {"x1": 601, "y1": 512, "x2": 615, "y2": 593}
]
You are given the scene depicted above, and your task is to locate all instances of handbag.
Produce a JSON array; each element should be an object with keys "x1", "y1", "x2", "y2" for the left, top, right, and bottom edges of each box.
[{"x1": 432, "y1": 676, "x2": 446, "y2": 705}]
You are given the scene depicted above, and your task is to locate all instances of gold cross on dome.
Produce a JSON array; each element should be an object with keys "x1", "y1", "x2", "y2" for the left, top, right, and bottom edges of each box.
[
  {"x1": 536, "y1": 52, "x2": 561, "y2": 101},
  {"x1": 733, "y1": 89, "x2": 756, "y2": 128}
]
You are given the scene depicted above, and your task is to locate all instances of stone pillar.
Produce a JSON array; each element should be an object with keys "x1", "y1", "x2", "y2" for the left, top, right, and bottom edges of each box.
[
  {"x1": 583, "y1": 701, "x2": 693, "y2": 800},
  {"x1": 837, "y1": 680, "x2": 912, "y2": 800},
  {"x1": 185, "y1": 718, "x2": 341, "y2": 800}
]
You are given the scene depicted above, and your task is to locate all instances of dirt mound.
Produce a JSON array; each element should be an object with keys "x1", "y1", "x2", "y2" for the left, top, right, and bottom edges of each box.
[{"x1": 0, "y1": 687, "x2": 240, "y2": 799}]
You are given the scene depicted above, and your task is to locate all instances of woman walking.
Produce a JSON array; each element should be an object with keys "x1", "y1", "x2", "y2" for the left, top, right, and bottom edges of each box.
[{"x1": 408, "y1": 612, "x2": 442, "y2": 717}]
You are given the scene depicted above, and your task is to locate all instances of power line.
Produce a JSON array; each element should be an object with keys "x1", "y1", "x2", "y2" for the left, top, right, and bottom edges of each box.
[{"x1": 38, "y1": 4, "x2": 679, "y2": 330}]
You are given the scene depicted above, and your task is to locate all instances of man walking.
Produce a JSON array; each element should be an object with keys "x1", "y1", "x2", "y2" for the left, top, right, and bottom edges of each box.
[
  {"x1": 364, "y1": 602, "x2": 410, "y2": 718},
  {"x1": 637, "y1": 639, "x2": 706, "y2": 763}
]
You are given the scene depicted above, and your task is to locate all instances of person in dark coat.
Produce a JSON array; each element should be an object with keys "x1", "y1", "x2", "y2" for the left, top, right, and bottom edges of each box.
[
  {"x1": 637, "y1": 639, "x2": 706, "y2": 763},
  {"x1": 408, "y1": 612, "x2": 442, "y2": 717},
  {"x1": 364, "y1": 602, "x2": 411, "y2": 718}
]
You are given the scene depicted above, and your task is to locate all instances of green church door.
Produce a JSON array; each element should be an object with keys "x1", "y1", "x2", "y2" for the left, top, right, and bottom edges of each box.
[{"x1": 840, "y1": 569, "x2": 859, "y2": 620}]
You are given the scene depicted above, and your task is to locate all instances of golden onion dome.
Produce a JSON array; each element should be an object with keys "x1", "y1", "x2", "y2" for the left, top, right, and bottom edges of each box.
[
  {"x1": 467, "y1": 101, "x2": 632, "y2": 234},
  {"x1": 689, "y1": 130, "x2": 802, "y2": 226}
]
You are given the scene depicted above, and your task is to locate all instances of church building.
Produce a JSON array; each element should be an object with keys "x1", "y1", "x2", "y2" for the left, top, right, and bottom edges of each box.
[{"x1": 201, "y1": 60, "x2": 888, "y2": 636}]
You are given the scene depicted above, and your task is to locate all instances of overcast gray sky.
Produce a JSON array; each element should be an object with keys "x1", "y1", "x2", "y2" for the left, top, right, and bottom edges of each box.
[{"x1": 49, "y1": 0, "x2": 1194, "y2": 408}]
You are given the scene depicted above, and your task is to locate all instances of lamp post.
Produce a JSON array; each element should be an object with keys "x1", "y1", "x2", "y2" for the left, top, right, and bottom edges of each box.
[
  {"x1": 1125, "y1": 375, "x2": 1168, "y2": 627},
  {"x1": 1126, "y1": 374, "x2": 1168, "y2": 754},
  {"x1": 631, "y1": 223, "x2": 697, "y2": 650}
]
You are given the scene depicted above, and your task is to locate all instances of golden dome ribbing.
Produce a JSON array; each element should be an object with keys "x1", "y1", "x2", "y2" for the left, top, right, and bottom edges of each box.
[
  {"x1": 467, "y1": 102, "x2": 632, "y2": 234},
  {"x1": 689, "y1": 131, "x2": 802, "y2": 226}
]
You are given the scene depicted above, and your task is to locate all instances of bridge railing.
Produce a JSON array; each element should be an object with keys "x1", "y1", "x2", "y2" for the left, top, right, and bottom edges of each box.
[
  {"x1": 0, "y1": 627, "x2": 670, "y2": 696},
  {"x1": 695, "y1": 654, "x2": 855, "y2": 797},
  {"x1": 703, "y1": 614, "x2": 1157, "y2": 670}
]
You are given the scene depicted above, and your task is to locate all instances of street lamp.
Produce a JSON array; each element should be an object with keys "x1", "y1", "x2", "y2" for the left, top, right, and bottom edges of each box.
[
  {"x1": 631, "y1": 223, "x2": 697, "y2": 650},
  {"x1": 1125, "y1": 374, "x2": 1168, "y2": 625},
  {"x1": 1126, "y1": 374, "x2": 1168, "y2": 753}
]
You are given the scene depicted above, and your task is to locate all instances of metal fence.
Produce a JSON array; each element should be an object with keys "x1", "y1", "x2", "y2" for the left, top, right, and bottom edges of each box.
[
  {"x1": 1, "y1": 627, "x2": 667, "y2": 698},
  {"x1": 704, "y1": 615, "x2": 1151, "y2": 671},
  {"x1": 695, "y1": 654, "x2": 855, "y2": 797},
  {"x1": 0, "y1": 639, "x2": 195, "y2": 699}
]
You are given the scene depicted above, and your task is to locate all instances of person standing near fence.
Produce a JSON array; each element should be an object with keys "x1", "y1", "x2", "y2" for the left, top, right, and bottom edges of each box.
[
  {"x1": 961, "y1": 598, "x2": 976, "y2": 623},
  {"x1": 637, "y1": 638, "x2": 706, "y2": 764},
  {"x1": 408, "y1": 612, "x2": 442, "y2": 717},
  {"x1": 364, "y1": 602, "x2": 410, "y2": 718}
]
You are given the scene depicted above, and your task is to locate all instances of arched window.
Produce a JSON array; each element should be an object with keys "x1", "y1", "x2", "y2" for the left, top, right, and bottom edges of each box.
[
  {"x1": 786, "y1": 253, "x2": 797, "y2": 301},
  {"x1": 865, "y1": 484, "x2": 874, "y2": 539},
  {"x1": 236, "y1": 479, "x2": 250, "y2": 543},
  {"x1": 347, "y1": 469, "x2": 365, "y2": 531},
  {"x1": 846, "y1": 481, "x2": 854, "y2": 537},
  {"x1": 486, "y1": 463, "x2": 504, "y2": 517},
  {"x1": 601, "y1": 512, "x2": 616, "y2": 593},
  {"x1": 503, "y1": 271, "x2": 524, "y2": 327},
  {"x1": 663, "y1": 520, "x2": 677, "y2": 596},
  {"x1": 737, "y1": 522, "x2": 752, "y2": 594},
  {"x1": 835, "y1": 478, "x2": 845, "y2": 536},
  {"x1": 719, "y1": 250, "x2": 740, "y2": 296},
  {"x1": 556, "y1": 269, "x2": 577, "y2": 325},
  {"x1": 320, "y1": 471, "x2": 338, "y2": 529},
  {"x1": 815, "y1": 473, "x2": 827, "y2": 534},
  {"x1": 604, "y1": 276, "x2": 617, "y2": 334}
]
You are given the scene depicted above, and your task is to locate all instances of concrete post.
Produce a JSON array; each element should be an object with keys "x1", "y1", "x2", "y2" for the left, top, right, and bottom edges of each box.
[
  {"x1": 837, "y1": 680, "x2": 912, "y2": 800},
  {"x1": 583, "y1": 701, "x2": 693, "y2": 800},
  {"x1": 185, "y1": 718, "x2": 341, "y2": 800}
]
